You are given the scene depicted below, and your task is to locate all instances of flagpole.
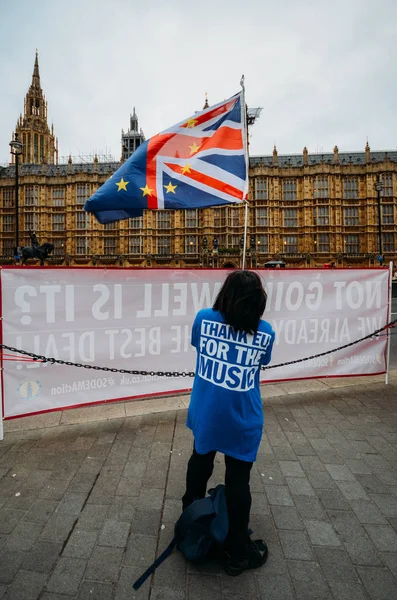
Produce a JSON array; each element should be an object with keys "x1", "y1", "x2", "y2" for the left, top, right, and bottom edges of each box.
[
  {"x1": 240, "y1": 75, "x2": 249, "y2": 270},
  {"x1": 242, "y1": 200, "x2": 249, "y2": 270}
]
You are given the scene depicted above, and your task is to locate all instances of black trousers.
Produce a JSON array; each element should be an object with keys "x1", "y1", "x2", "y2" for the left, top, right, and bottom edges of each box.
[{"x1": 182, "y1": 447, "x2": 253, "y2": 553}]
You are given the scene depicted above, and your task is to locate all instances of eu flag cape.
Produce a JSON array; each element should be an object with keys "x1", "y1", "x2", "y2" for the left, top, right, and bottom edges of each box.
[{"x1": 84, "y1": 92, "x2": 248, "y2": 224}]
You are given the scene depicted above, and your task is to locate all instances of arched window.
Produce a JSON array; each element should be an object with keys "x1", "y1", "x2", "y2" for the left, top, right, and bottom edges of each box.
[{"x1": 34, "y1": 134, "x2": 39, "y2": 162}]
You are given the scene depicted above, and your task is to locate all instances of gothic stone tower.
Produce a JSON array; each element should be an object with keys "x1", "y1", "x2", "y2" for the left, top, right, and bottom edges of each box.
[
  {"x1": 121, "y1": 107, "x2": 145, "y2": 162},
  {"x1": 12, "y1": 51, "x2": 58, "y2": 165}
]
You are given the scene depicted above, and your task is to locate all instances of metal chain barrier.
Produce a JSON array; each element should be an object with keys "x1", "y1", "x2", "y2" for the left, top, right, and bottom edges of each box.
[{"x1": 1, "y1": 318, "x2": 396, "y2": 377}]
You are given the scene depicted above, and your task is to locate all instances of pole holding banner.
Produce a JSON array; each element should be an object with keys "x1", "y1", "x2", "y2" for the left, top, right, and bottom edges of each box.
[
  {"x1": 0, "y1": 381, "x2": 3, "y2": 442},
  {"x1": 385, "y1": 261, "x2": 393, "y2": 385},
  {"x1": 0, "y1": 266, "x2": 3, "y2": 440}
]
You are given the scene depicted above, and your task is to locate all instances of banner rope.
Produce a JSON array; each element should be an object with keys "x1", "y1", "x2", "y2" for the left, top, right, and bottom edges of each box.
[{"x1": 1, "y1": 318, "x2": 396, "y2": 378}]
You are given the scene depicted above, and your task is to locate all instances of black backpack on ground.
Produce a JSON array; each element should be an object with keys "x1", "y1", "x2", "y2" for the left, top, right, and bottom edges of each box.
[{"x1": 133, "y1": 484, "x2": 229, "y2": 590}]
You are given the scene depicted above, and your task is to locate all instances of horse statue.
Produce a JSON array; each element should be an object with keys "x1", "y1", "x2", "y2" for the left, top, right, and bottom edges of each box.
[{"x1": 21, "y1": 235, "x2": 55, "y2": 266}]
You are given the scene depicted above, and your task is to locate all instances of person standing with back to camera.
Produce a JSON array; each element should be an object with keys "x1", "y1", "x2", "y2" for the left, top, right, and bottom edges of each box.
[{"x1": 182, "y1": 270, "x2": 275, "y2": 576}]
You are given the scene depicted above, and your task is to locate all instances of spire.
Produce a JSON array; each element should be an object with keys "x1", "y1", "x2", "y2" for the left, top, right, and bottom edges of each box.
[
  {"x1": 365, "y1": 139, "x2": 371, "y2": 164},
  {"x1": 273, "y1": 144, "x2": 278, "y2": 167},
  {"x1": 130, "y1": 107, "x2": 138, "y2": 132},
  {"x1": 203, "y1": 93, "x2": 209, "y2": 110},
  {"x1": 31, "y1": 49, "x2": 40, "y2": 89}
]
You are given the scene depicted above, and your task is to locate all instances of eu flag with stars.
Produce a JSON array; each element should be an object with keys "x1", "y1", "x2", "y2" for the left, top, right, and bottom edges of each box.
[{"x1": 84, "y1": 92, "x2": 248, "y2": 224}]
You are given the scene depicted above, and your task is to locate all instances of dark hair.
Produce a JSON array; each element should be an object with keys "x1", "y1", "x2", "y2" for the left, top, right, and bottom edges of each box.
[{"x1": 213, "y1": 270, "x2": 267, "y2": 334}]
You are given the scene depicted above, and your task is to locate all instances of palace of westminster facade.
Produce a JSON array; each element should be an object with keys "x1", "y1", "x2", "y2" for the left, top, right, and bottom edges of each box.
[{"x1": 1, "y1": 53, "x2": 396, "y2": 269}]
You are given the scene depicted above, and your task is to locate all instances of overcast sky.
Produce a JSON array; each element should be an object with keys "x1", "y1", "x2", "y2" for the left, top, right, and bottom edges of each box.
[{"x1": 1, "y1": 0, "x2": 396, "y2": 164}]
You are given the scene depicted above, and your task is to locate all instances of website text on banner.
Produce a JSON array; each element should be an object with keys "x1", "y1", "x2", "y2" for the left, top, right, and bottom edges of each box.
[{"x1": 1, "y1": 268, "x2": 389, "y2": 418}]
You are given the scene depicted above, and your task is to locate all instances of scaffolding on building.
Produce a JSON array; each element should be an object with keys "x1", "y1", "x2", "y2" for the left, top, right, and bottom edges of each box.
[{"x1": 58, "y1": 152, "x2": 116, "y2": 164}]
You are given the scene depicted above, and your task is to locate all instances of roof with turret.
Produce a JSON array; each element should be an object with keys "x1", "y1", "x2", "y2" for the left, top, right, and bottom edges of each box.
[
  {"x1": 2, "y1": 149, "x2": 397, "y2": 180},
  {"x1": 0, "y1": 162, "x2": 120, "y2": 179},
  {"x1": 250, "y1": 150, "x2": 397, "y2": 168}
]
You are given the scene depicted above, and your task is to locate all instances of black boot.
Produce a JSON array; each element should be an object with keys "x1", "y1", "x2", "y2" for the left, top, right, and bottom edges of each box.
[{"x1": 222, "y1": 539, "x2": 268, "y2": 576}]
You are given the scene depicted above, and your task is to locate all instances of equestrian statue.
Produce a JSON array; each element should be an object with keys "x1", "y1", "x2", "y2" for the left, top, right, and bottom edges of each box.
[{"x1": 21, "y1": 231, "x2": 54, "y2": 266}]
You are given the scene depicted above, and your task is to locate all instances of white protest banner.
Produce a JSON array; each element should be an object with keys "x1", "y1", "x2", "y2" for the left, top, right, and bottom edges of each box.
[
  {"x1": 0, "y1": 267, "x2": 390, "y2": 418},
  {"x1": 263, "y1": 268, "x2": 389, "y2": 380}
]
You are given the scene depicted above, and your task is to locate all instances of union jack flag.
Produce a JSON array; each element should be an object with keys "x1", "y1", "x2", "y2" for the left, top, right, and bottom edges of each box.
[{"x1": 84, "y1": 92, "x2": 248, "y2": 224}]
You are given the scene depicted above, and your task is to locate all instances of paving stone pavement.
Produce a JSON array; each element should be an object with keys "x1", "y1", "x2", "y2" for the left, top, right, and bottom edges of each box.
[{"x1": 1, "y1": 374, "x2": 397, "y2": 599}]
